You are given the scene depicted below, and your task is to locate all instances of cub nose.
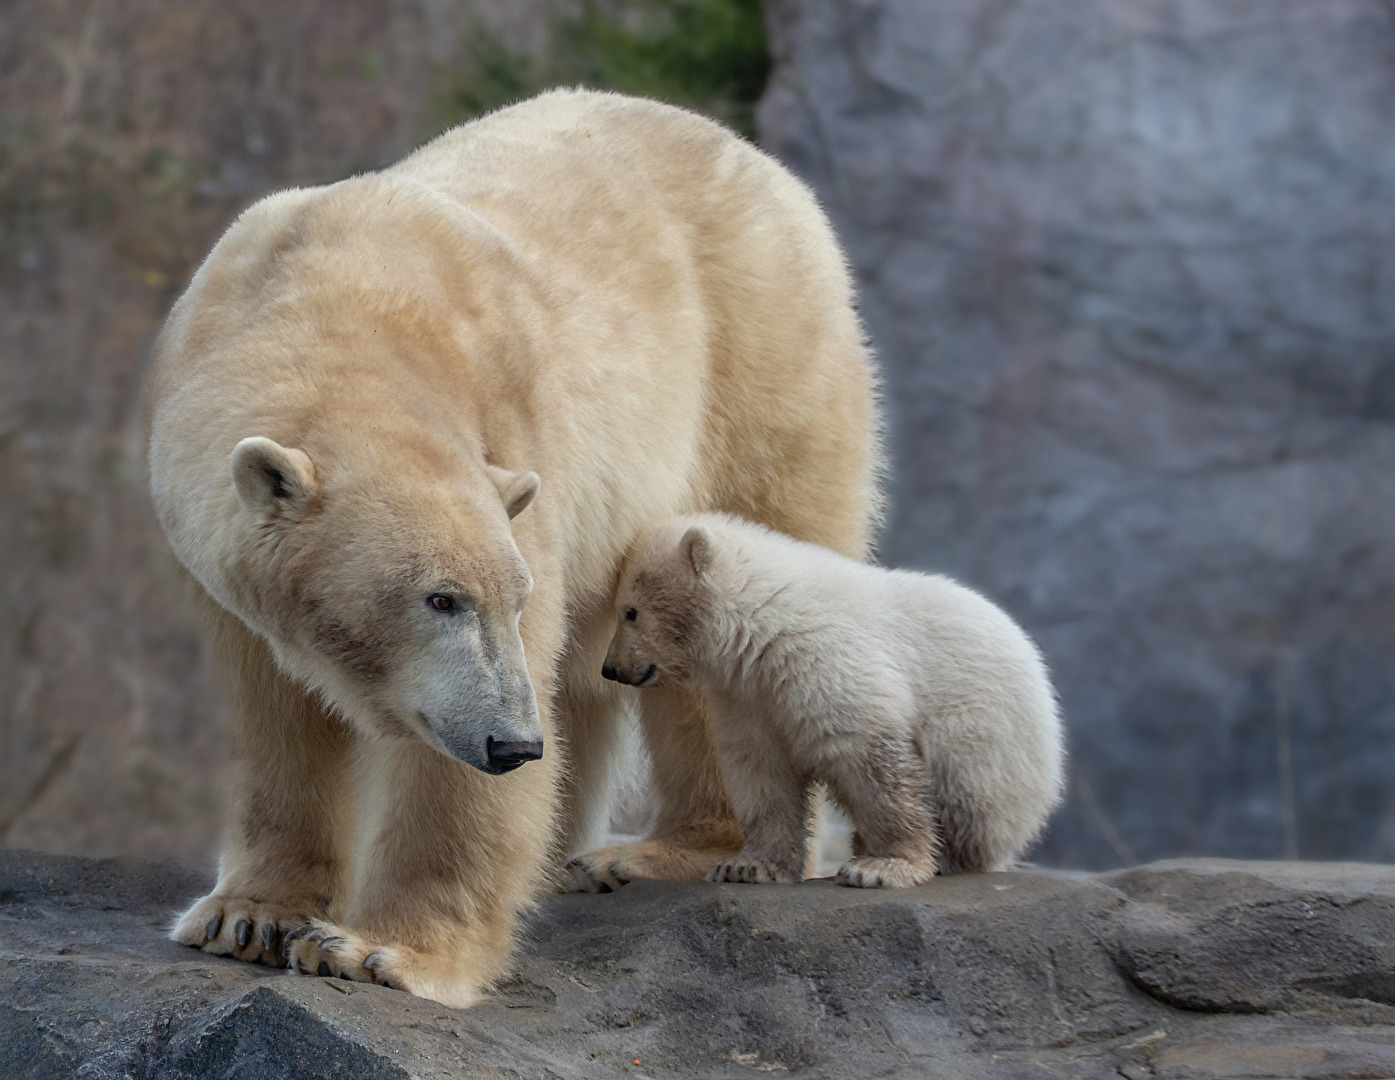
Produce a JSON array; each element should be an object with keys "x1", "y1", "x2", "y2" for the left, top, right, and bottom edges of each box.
[
  {"x1": 601, "y1": 664, "x2": 618, "y2": 682},
  {"x1": 485, "y1": 736, "x2": 544, "y2": 773}
]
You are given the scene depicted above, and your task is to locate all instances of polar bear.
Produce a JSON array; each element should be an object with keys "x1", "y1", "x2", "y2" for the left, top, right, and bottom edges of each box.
[
  {"x1": 602, "y1": 514, "x2": 1063, "y2": 886},
  {"x1": 143, "y1": 90, "x2": 882, "y2": 1005}
]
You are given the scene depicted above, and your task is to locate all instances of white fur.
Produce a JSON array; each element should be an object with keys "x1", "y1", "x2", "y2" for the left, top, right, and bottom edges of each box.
[
  {"x1": 609, "y1": 514, "x2": 1065, "y2": 885},
  {"x1": 146, "y1": 89, "x2": 884, "y2": 1001}
]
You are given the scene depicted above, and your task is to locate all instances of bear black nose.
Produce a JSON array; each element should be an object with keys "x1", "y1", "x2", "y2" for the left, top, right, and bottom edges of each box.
[
  {"x1": 601, "y1": 664, "x2": 618, "y2": 682},
  {"x1": 485, "y1": 736, "x2": 543, "y2": 773}
]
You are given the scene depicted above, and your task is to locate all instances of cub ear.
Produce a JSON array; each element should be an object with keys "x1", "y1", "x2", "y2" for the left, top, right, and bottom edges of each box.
[
  {"x1": 486, "y1": 465, "x2": 541, "y2": 520},
  {"x1": 230, "y1": 437, "x2": 316, "y2": 512},
  {"x1": 681, "y1": 525, "x2": 713, "y2": 576}
]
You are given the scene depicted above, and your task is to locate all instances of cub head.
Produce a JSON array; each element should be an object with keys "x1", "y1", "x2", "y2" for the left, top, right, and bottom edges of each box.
[
  {"x1": 227, "y1": 435, "x2": 544, "y2": 775},
  {"x1": 602, "y1": 521, "x2": 719, "y2": 690}
]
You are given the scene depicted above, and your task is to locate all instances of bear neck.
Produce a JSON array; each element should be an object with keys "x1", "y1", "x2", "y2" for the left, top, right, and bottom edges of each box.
[{"x1": 700, "y1": 564, "x2": 802, "y2": 694}]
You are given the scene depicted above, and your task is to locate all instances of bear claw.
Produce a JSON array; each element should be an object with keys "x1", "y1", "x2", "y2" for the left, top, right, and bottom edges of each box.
[
  {"x1": 172, "y1": 894, "x2": 326, "y2": 968},
  {"x1": 835, "y1": 855, "x2": 935, "y2": 888},
  {"x1": 284, "y1": 922, "x2": 413, "y2": 994},
  {"x1": 707, "y1": 856, "x2": 800, "y2": 885}
]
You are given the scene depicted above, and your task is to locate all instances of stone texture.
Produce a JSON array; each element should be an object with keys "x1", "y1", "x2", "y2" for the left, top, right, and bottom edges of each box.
[
  {"x1": 757, "y1": 0, "x2": 1395, "y2": 867},
  {"x1": 3, "y1": 850, "x2": 1395, "y2": 1078},
  {"x1": 1106, "y1": 859, "x2": 1395, "y2": 1015}
]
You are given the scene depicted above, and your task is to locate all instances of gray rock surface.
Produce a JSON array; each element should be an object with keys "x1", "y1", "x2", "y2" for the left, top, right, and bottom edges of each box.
[
  {"x1": 4, "y1": 850, "x2": 1395, "y2": 1078},
  {"x1": 757, "y1": 0, "x2": 1395, "y2": 867}
]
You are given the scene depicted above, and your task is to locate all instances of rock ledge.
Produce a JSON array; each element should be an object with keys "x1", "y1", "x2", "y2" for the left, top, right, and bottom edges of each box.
[{"x1": 2, "y1": 851, "x2": 1393, "y2": 1078}]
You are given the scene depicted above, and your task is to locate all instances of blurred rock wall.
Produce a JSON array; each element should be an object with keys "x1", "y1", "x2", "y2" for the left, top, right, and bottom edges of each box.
[
  {"x1": 0, "y1": 0, "x2": 545, "y2": 854},
  {"x1": 8, "y1": 0, "x2": 1393, "y2": 870},
  {"x1": 759, "y1": 0, "x2": 1395, "y2": 866}
]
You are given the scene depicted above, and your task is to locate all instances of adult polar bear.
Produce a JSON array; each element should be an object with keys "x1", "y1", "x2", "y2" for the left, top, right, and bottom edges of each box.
[{"x1": 145, "y1": 89, "x2": 882, "y2": 1006}]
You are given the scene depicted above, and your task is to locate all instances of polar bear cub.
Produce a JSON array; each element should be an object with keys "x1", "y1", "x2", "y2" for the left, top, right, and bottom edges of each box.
[{"x1": 602, "y1": 514, "x2": 1064, "y2": 887}]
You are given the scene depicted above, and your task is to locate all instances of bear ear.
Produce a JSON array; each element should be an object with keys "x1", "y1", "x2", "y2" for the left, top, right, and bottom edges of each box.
[
  {"x1": 681, "y1": 525, "x2": 713, "y2": 576},
  {"x1": 230, "y1": 437, "x2": 316, "y2": 512},
  {"x1": 486, "y1": 465, "x2": 540, "y2": 520}
]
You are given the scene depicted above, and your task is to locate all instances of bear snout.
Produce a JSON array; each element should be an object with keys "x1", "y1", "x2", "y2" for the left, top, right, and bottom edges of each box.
[
  {"x1": 606, "y1": 663, "x2": 657, "y2": 687},
  {"x1": 484, "y1": 735, "x2": 544, "y2": 773}
]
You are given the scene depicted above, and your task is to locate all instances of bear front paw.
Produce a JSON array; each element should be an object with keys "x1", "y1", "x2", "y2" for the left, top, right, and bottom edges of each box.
[
  {"x1": 564, "y1": 839, "x2": 743, "y2": 891},
  {"x1": 707, "y1": 855, "x2": 801, "y2": 884},
  {"x1": 284, "y1": 920, "x2": 410, "y2": 992},
  {"x1": 835, "y1": 855, "x2": 935, "y2": 888},
  {"x1": 171, "y1": 893, "x2": 327, "y2": 967},
  {"x1": 563, "y1": 853, "x2": 629, "y2": 893}
]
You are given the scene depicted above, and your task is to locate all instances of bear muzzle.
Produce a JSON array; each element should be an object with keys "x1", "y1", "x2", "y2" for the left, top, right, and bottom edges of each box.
[
  {"x1": 602, "y1": 663, "x2": 657, "y2": 687},
  {"x1": 484, "y1": 735, "x2": 544, "y2": 773},
  {"x1": 417, "y1": 679, "x2": 544, "y2": 774}
]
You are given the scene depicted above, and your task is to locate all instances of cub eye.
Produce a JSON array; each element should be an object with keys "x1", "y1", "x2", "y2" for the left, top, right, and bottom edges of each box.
[
  {"x1": 624, "y1": 607, "x2": 638, "y2": 622},
  {"x1": 429, "y1": 594, "x2": 455, "y2": 613}
]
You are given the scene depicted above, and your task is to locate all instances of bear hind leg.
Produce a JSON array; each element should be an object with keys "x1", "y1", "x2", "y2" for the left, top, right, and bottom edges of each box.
[
  {"x1": 556, "y1": 668, "x2": 635, "y2": 865},
  {"x1": 567, "y1": 686, "x2": 742, "y2": 889}
]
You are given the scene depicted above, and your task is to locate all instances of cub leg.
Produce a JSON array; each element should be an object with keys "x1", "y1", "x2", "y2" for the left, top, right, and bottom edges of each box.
[
  {"x1": 171, "y1": 598, "x2": 354, "y2": 967},
  {"x1": 707, "y1": 716, "x2": 810, "y2": 884},
  {"x1": 828, "y1": 743, "x2": 939, "y2": 889},
  {"x1": 567, "y1": 686, "x2": 742, "y2": 890}
]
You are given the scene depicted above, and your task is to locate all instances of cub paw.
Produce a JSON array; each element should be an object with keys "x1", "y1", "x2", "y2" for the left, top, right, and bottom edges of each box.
[
  {"x1": 284, "y1": 920, "x2": 410, "y2": 992},
  {"x1": 171, "y1": 893, "x2": 324, "y2": 967},
  {"x1": 835, "y1": 855, "x2": 935, "y2": 889},
  {"x1": 565, "y1": 839, "x2": 742, "y2": 891},
  {"x1": 707, "y1": 855, "x2": 800, "y2": 884}
]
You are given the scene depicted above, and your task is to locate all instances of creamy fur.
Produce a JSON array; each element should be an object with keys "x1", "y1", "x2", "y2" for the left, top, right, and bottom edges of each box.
[
  {"x1": 143, "y1": 90, "x2": 882, "y2": 1005},
  {"x1": 605, "y1": 515, "x2": 1064, "y2": 887}
]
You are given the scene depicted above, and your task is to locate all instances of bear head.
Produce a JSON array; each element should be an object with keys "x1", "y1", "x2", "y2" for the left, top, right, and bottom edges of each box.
[
  {"x1": 603, "y1": 520, "x2": 721, "y2": 690},
  {"x1": 225, "y1": 434, "x2": 544, "y2": 775}
]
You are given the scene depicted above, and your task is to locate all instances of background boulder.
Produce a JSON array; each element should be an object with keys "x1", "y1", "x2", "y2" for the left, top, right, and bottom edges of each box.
[{"x1": 758, "y1": 0, "x2": 1395, "y2": 867}]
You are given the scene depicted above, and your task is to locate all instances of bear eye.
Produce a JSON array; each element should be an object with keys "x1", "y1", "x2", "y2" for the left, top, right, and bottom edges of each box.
[
  {"x1": 624, "y1": 607, "x2": 638, "y2": 622},
  {"x1": 428, "y1": 594, "x2": 455, "y2": 613}
]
